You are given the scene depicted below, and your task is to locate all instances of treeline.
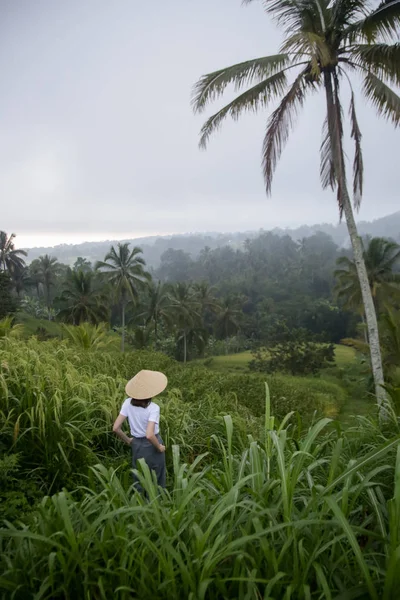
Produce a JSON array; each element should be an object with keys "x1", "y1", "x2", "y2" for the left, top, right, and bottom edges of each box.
[{"x1": 1, "y1": 229, "x2": 399, "y2": 365}]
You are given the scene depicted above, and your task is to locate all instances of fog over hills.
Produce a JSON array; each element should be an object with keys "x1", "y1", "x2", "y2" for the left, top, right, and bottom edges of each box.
[{"x1": 24, "y1": 211, "x2": 400, "y2": 268}]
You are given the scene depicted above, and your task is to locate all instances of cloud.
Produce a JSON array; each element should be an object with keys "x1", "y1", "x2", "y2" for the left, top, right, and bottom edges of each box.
[{"x1": 0, "y1": 0, "x2": 398, "y2": 245}]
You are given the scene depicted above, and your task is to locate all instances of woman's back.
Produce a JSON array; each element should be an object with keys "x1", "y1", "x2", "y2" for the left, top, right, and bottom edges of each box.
[{"x1": 120, "y1": 399, "x2": 160, "y2": 438}]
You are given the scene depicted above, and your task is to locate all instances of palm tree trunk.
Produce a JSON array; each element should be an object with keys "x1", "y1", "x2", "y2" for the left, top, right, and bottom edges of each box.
[
  {"x1": 361, "y1": 313, "x2": 368, "y2": 344},
  {"x1": 121, "y1": 301, "x2": 126, "y2": 352},
  {"x1": 154, "y1": 318, "x2": 158, "y2": 350},
  {"x1": 324, "y1": 71, "x2": 387, "y2": 418},
  {"x1": 183, "y1": 330, "x2": 187, "y2": 364}
]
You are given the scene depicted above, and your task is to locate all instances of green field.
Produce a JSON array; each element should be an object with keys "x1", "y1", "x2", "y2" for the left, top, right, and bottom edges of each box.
[{"x1": 199, "y1": 344, "x2": 356, "y2": 372}]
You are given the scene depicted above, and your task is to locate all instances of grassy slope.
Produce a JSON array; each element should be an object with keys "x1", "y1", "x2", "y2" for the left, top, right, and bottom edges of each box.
[
  {"x1": 15, "y1": 312, "x2": 63, "y2": 338},
  {"x1": 199, "y1": 344, "x2": 356, "y2": 372},
  {"x1": 198, "y1": 345, "x2": 377, "y2": 422}
]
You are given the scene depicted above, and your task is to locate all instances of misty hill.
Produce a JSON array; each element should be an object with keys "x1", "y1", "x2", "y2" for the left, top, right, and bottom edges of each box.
[{"x1": 25, "y1": 211, "x2": 400, "y2": 268}]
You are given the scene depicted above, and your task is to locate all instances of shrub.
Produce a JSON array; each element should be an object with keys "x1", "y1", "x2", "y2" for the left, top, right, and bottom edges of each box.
[{"x1": 249, "y1": 341, "x2": 335, "y2": 375}]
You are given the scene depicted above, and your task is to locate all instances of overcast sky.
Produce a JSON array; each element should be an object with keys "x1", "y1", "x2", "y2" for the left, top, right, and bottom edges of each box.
[{"x1": 1, "y1": 0, "x2": 398, "y2": 248}]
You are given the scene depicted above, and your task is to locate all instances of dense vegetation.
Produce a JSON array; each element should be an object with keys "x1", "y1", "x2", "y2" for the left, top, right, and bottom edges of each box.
[{"x1": 1, "y1": 336, "x2": 400, "y2": 598}]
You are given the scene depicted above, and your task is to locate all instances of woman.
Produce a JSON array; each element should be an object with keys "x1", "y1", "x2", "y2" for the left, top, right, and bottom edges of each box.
[{"x1": 113, "y1": 369, "x2": 167, "y2": 489}]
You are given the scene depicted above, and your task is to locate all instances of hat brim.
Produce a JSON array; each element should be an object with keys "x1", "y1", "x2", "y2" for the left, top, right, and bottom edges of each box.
[{"x1": 125, "y1": 370, "x2": 168, "y2": 400}]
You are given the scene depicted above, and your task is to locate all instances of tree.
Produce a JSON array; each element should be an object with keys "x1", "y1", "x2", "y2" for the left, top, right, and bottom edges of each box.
[
  {"x1": 193, "y1": 281, "x2": 219, "y2": 314},
  {"x1": 57, "y1": 269, "x2": 109, "y2": 325},
  {"x1": 28, "y1": 259, "x2": 44, "y2": 298},
  {"x1": 73, "y1": 257, "x2": 92, "y2": 273},
  {"x1": 215, "y1": 297, "x2": 241, "y2": 340},
  {"x1": 138, "y1": 281, "x2": 172, "y2": 348},
  {"x1": 335, "y1": 237, "x2": 400, "y2": 316},
  {"x1": 96, "y1": 243, "x2": 150, "y2": 352},
  {"x1": 0, "y1": 232, "x2": 27, "y2": 275},
  {"x1": 167, "y1": 282, "x2": 200, "y2": 363},
  {"x1": 36, "y1": 255, "x2": 61, "y2": 308},
  {"x1": 11, "y1": 266, "x2": 31, "y2": 298},
  {"x1": 193, "y1": 0, "x2": 400, "y2": 414},
  {"x1": 0, "y1": 272, "x2": 17, "y2": 319}
]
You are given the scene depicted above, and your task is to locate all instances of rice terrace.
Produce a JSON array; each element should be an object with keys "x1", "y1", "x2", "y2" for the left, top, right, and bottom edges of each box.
[{"x1": 1, "y1": 0, "x2": 400, "y2": 599}]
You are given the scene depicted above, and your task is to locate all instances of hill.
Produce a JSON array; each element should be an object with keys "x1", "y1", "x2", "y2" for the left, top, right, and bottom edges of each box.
[{"x1": 24, "y1": 211, "x2": 400, "y2": 267}]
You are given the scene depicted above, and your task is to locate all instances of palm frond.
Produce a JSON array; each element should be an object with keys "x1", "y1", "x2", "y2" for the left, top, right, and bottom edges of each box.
[
  {"x1": 243, "y1": 0, "x2": 324, "y2": 35},
  {"x1": 362, "y1": 71, "x2": 400, "y2": 127},
  {"x1": 345, "y1": 0, "x2": 400, "y2": 43},
  {"x1": 349, "y1": 91, "x2": 363, "y2": 209},
  {"x1": 262, "y1": 68, "x2": 311, "y2": 194},
  {"x1": 331, "y1": 0, "x2": 370, "y2": 30},
  {"x1": 320, "y1": 117, "x2": 336, "y2": 190},
  {"x1": 199, "y1": 70, "x2": 289, "y2": 149},
  {"x1": 281, "y1": 31, "x2": 330, "y2": 71},
  {"x1": 192, "y1": 55, "x2": 290, "y2": 113},
  {"x1": 347, "y1": 43, "x2": 400, "y2": 86}
]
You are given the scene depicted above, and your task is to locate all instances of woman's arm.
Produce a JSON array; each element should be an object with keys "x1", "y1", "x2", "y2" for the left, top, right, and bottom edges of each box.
[
  {"x1": 112, "y1": 414, "x2": 132, "y2": 446},
  {"x1": 146, "y1": 421, "x2": 165, "y2": 453}
]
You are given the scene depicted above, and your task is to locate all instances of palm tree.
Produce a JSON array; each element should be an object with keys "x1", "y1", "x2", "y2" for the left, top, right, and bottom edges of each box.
[
  {"x1": 11, "y1": 266, "x2": 31, "y2": 298},
  {"x1": 28, "y1": 259, "x2": 44, "y2": 298},
  {"x1": 0, "y1": 232, "x2": 27, "y2": 275},
  {"x1": 96, "y1": 243, "x2": 150, "y2": 352},
  {"x1": 168, "y1": 282, "x2": 200, "y2": 363},
  {"x1": 193, "y1": 281, "x2": 220, "y2": 317},
  {"x1": 57, "y1": 269, "x2": 109, "y2": 325},
  {"x1": 62, "y1": 322, "x2": 114, "y2": 350},
  {"x1": 335, "y1": 237, "x2": 400, "y2": 317},
  {"x1": 192, "y1": 0, "x2": 400, "y2": 413},
  {"x1": 36, "y1": 255, "x2": 61, "y2": 308},
  {"x1": 138, "y1": 281, "x2": 172, "y2": 348},
  {"x1": 215, "y1": 297, "x2": 241, "y2": 340}
]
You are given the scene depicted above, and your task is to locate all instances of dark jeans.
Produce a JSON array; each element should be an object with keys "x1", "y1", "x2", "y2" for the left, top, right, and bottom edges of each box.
[{"x1": 131, "y1": 435, "x2": 166, "y2": 490}]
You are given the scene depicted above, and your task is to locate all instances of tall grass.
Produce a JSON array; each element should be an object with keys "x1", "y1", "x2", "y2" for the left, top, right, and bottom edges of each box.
[
  {"x1": 1, "y1": 337, "x2": 398, "y2": 598},
  {"x1": 1, "y1": 388, "x2": 400, "y2": 599}
]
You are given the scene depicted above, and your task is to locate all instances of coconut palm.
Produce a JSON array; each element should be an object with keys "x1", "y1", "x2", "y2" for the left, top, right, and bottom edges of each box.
[
  {"x1": 168, "y1": 282, "x2": 200, "y2": 363},
  {"x1": 138, "y1": 281, "x2": 172, "y2": 348},
  {"x1": 335, "y1": 237, "x2": 400, "y2": 316},
  {"x1": 36, "y1": 255, "x2": 61, "y2": 308},
  {"x1": 11, "y1": 266, "x2": 31, "y2": 298},
  {"x1": 28, "y1": 259, "x2": 44, "y2": 298},
  {"x1": 96, "y1": 243, "x2": 150, "y2": 352},
  {"x1": 215, "y1": 297, "x2": 241, "y2": 340},
  {"x1": 57, "y1": 269, "x2": 109, "y2": 325},
  {"x1": 0, "y1": 232, "x2": 27, "y2": 275},
  {"x1": 193, "y1": 0, "x2": 400, "y2": 413},
  {"x1": 193, "y1": 281, "x2": 220, "y2": 316}
]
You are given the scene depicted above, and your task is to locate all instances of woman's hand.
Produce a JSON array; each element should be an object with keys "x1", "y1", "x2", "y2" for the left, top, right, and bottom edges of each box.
[{"x1": 158, "y1": 444, "x2": 166, "y2": 453}]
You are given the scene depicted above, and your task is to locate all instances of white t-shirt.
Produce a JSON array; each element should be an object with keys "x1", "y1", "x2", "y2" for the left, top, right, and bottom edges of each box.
[{"x1": 120, "y1": 399, "x2": 160, "y2": 438}]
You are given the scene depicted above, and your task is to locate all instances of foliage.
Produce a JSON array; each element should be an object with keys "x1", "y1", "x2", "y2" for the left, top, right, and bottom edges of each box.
[
  {"x1": 0, "y1": 375, "x2": 399, "y2": 598},
  {"x1": 34, "y1": 254, "x2": 62, "y2": 307},
  {"x1": 335, "y1": 237, "x2": 400, "y2": 315},
  {"x1": 0, "y1": 317, "x2": 23, "y2": 339},
  {"x1": 57, "y1": 269, "x2": 109, "y2": 325},
  {"x1": 96, "y1": 243, "x2": 150, "y2": 351},
  {"x1": 250, "y1": 340, "x2": 335, "y2": 376},
  {"x1": 0, "y1": 231, "x2": 27, "y2": 275},
  {"x1": 62, "y1": 322, "x2": 116, "y2": 350},
  {"x1": 0, "y1": 271, "x2": 17, "y2": 319}
]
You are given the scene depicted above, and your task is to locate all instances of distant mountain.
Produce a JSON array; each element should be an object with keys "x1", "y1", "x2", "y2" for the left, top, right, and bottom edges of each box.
[{"x1": 25, "y1": 211, "x2": 400, "y2": 268}]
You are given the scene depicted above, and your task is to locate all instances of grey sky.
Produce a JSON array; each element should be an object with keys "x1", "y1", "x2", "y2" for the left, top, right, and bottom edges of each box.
[{"x1": 1, "y1": 0, "x2": 398, "y2": 248}]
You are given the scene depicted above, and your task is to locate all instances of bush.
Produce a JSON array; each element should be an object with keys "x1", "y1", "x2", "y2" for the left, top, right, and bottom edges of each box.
[{"x1": 249, "y1": 341, "x2": 335, "y2": 375}]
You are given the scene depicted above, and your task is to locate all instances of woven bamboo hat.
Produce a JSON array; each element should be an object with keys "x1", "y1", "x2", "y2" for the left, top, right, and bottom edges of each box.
[{"x1": 125, "y1": 370, "x2": 168, "y2": 400}]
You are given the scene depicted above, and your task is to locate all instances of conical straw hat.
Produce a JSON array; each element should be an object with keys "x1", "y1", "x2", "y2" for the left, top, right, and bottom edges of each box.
[{"x1": 125, "y1": 370, "x2": 168, "y2": 400}]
